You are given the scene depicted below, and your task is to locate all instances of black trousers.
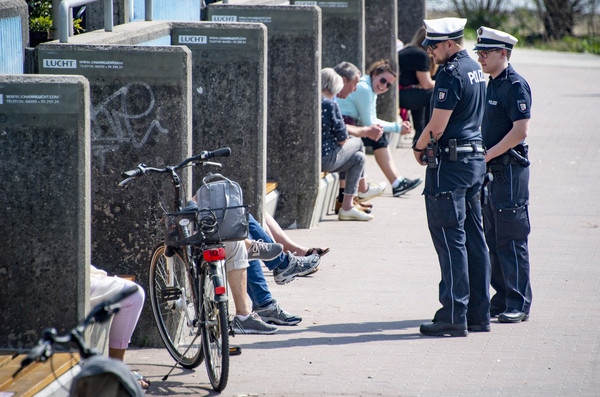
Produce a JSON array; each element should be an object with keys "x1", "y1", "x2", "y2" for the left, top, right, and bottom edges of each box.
[{"x1": 399, "y1": 88, "x2": 433, "y2": 142}]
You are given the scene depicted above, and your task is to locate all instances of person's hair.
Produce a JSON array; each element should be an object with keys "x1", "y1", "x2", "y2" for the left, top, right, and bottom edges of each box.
[
  {"x1": 333, "y1": 61, "x2": 361, "y2": 82},
  {"x1": 505, "y1": 49, "x2": 512, "y2": 61},
  {"x1": 450, "y1": 37, "x2": 463, "y2": 47},
  {"x1": 321, "y1": 67, "x2": 344, "y2": 96},
  {"x1": 408, "y1": 26, "x2": 427, "y2": 49},
  {"x1": 366, "y1": 59, "x2": 397, "y2": 79}
]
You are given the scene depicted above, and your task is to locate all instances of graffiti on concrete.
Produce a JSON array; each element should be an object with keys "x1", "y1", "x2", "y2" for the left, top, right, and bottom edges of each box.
[{"x1": 91, "y1": 83, "x2": 168, "y2": 170}]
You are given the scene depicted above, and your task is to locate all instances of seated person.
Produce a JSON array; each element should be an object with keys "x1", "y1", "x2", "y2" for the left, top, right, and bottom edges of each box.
[
  {"x1": 335, "y1": 61, "x2": 423, "y2": 197},
  {"x1": 321, "y1": 67, "x2": 379, "y2": 221},
  {"x1": 89, "y1": 265, "x2": 148, "y2": 388}
]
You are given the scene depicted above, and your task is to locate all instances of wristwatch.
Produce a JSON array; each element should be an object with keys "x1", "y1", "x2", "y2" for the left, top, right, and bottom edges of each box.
[{"x1": 412, "y1": 140, "x2": 424, "y2": 152}]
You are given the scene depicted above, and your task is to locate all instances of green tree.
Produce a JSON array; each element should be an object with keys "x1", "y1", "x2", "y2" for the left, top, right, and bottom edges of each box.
[{"x1": 450, "y1": 0, "x2": 509, "y2": 29}]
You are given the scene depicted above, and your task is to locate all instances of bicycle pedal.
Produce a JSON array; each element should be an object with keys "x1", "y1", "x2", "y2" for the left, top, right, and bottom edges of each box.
[
  {"x1": 229, "y1": 346, "x2": 242, "y2": 356},
  {"x1": 161, "y1": 287, "x2": 181, "y2": 301}
]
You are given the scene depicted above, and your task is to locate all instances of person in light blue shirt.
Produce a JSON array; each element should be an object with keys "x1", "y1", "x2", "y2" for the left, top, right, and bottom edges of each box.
[{"x1": 336, "y1": 60, "x2": 423, "y2": 197}]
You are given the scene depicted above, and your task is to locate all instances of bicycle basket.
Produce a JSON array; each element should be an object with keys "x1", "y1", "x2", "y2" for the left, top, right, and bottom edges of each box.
[{"x1": 163, "y1": 211, "x2": 198, "y2": 247}]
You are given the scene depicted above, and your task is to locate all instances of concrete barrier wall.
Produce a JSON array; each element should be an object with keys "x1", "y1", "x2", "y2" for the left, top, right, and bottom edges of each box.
[
  {"x1": 36, "y1": 43, "x2": 193, "y2": 346},
  {"x1": 208, "y1": 4, "x2": 322, "y2": 228},
  {"x1": 291, "y1": 0, "x2": 364, "y2": 71},
  {"x1": 398, "y1": 0, "x2": 426, "y2": 44},
  {"x1": 365, "y1": 0, "x2": 398, "y2": 124},
  {"x1": 0, "y1": 0, "x2": 28, "y2": 74},
  {"x1": 0, "y1": 74, "x2": 91, "y2": 349},
  {"x1": 171, "y1": 22, "x2": 267, "y2": 222}
]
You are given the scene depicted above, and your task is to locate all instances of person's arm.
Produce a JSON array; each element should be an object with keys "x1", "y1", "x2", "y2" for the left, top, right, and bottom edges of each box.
[
  {"x1": 346, "y1": 123, "x2": 384, "y2": 141},
  {"x1": 416, "y1": 70, "x2": 435, "y2": 90},
  {"x1": 354, "y1": 80, "x2": 401, "y2": 133},
  {"x1": 484, "y1": 119, "x2": 529, "y2": 162},
  {"x1": 413, "y1": 108, "x2": 453, "y2": 164}
]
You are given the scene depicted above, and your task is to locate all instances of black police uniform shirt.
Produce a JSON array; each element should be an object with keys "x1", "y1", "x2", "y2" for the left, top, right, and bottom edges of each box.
[
  {"x1": 481, "y1": 64, "x2": 532, "y2": 149},
  {"x1": 398, "y1": 45, "x2": 430, "y2": 87},
  {"x1": 431, "y1": 49, "x2": 486, "y2": 145}
]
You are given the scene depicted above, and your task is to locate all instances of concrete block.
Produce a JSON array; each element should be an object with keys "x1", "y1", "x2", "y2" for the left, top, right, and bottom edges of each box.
[
  {"x1": 36, "y1": 43, "x2": 193, "y2": 346},
  {"x1": 365, "y1": 0, "x2": 398, "y2": 132},
  {"x1": 0, "y1": 74, "x2": 91, "y2": 349},
  {"x1": 310, "y1": 172, "x2": 339, "y2": 227},
  {"x1": 208, "y1": 4, "x2": 322, "y2": 229},
  {"x1": 397, "y1": 0, "x2": 425, "y2": 44},
  {"x1": 0, "y1": 0, "x2": 28, "y2": 73},
  {"x1": 171, "y1": 22, "x2": 267, "y2": 223},
  {"x1": 290, "y1": 0, "x2": 364, "y2": 71}
]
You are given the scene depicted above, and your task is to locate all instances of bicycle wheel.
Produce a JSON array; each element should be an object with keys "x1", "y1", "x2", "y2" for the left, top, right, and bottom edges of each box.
[
  {"x1": 200, "y1": 262, "x2": 230, "y2": 391},
  {"x1": 149, "y1": 244, "x2": 203, "y2": 369}
]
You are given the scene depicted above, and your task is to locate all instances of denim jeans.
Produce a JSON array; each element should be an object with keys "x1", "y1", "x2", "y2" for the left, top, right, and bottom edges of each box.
[{"x1": 246, "y1": 214, "x2": 290, "y2": 309}]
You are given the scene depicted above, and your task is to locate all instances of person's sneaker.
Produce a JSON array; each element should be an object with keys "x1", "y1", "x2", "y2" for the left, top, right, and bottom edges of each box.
[
  {"x1": 231, "y1": 312, "x2": 278, "y2": 334},
  {"x1": 247, "y1": 239, "x2": 284, "y2": 261},
  {"x1": 255, "y1": 300, "x2": 302, "y2": 326},
  {"x1": 338, "y1": 206, "x2": 374, "y2": 221},
  {"x1": 273, "y1": 252, "x2": 320, "y2": 285},
  {"x1": 392, "y1": 177, "x2": 423, "y2": 197},
  {"x1": 357, "y1": 181, "x2": 387, "y2": 202}
]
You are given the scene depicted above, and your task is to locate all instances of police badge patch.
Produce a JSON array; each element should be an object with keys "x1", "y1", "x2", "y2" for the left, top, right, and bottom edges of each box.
[
  {"x1": 517, "y1": 99, "x2": 528, "y2": 113},
  {"x1": 437, "y1": 88, "x2": 448, "y2": 102}
]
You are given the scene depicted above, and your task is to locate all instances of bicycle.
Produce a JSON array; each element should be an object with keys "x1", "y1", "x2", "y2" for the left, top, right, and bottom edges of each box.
[
  {"x1": 119, "y1": 147, "x2": 244, "y2": 392},
  {"x1": 13, "y1": 285, "x2": 143, "y2": 396}
]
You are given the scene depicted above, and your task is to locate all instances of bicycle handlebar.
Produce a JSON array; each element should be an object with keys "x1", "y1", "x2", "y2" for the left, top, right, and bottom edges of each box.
[
  {"x1": 14, "y1": 284, "x2": 139, "y2": 377},
  {"x1": 118, "y1": 147, "x2": 231, "y2": 186}
]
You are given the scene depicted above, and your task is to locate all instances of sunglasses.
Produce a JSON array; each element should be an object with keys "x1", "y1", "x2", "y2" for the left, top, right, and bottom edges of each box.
[
  {"x1": 476, "y1": 49, "x2": 502, "y2": 59},
  {"x1": 379, "y1": 76, "x2": 392, "y2": 89},
  {"x1": 427, "y1": 44, "x2": 438, "y2": 51}
]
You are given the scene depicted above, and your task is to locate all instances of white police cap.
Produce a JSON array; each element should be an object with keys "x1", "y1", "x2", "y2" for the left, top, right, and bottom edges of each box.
[
  {"x1": 422, "y1": 17, "x2": 467, "y2": 46},
  {"x1": 473, "y1": 26, "x2": 518, "y2": 51}
]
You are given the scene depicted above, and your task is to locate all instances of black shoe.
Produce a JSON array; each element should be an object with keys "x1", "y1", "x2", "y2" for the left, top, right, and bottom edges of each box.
[
  {"x1": 498, "y1": 310, "x2": 529, "y2": 323},
  {"x1": 392, "y1": 177, "x2": 423, "y2": 197},
  {"x1": 489, "y1": 307, "x2": 504, "y2": 318},
  {"x1": 420, "y1": 321, "x2": 468, "y2": 337},
  {"x1": 467, "y1": 323, "x2": 491, "y2": 332}
]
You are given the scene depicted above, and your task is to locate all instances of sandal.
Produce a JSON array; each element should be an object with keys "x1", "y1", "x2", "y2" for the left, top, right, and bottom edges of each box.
[
  {"x1": 132, "y1": 371, "x2": 150, "y2": 389},
  {"x1": 305, "y1": 247, "x2": 330, "y2": 257}
]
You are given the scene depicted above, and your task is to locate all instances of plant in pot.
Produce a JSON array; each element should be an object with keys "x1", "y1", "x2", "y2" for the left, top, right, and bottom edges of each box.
[{"x1": 27, "y1": 0, "x2": 53, "y2": 47}]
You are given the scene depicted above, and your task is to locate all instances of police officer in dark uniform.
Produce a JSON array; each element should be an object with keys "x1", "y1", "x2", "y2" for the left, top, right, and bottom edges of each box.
[
  {"x1": 475, "y1": 27, "x2": 532, "y2": 323},
  {"x1": 412, "y1": 17, "x2": 491, "y2": 336}
]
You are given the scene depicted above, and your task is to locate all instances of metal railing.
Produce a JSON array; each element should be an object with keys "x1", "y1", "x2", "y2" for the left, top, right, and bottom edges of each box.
[{"x1": 58, "y1": 0, "x2": 154, "y2": 43}]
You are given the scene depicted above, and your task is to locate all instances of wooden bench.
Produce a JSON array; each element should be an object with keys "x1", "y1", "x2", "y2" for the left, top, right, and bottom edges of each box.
[
  {"x1": 0, "y1": 351, "x2": 80, "y2": 396},
  {"x1": 265, "y1": 181, "x2": 279, "y2": 218}
]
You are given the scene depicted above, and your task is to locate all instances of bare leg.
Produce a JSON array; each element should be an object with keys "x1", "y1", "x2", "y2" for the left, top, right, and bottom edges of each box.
[
  {"x1": 373, "y1": 147, "x2": 401, "y2": 184},
  {"x1": 265, "y1": 212, "x2": 309, "y2": 255},
  {"x1": 228, "y1": 268, "x2": 251, "y2": 316},
  {"x1": 108, "y1": 347, "x2": 126, "y2": 361},
  {"x1": 341, "y1": 194, "x2": 355, "y2": 211},
  {"x1": 358, "y1": 178, "x2": 368, "y2": 193}
]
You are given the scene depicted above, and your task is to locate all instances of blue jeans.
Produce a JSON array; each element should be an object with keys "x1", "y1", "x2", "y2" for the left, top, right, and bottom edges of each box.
[{"x1": 246, "y1": 214, "x2": 290, "y2": 309}]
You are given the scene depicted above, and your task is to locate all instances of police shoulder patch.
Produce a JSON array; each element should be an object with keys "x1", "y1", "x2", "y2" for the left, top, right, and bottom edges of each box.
[
  {"x1": 516, "y1": 99, "x2": 528, "y2": 113},
  {"x1": 437, "y1": 88, "x2": 449, "y2": 102}
]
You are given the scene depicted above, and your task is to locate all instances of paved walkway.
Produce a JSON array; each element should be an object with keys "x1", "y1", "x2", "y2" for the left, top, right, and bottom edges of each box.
[{"x1": 126, "y1": 46, "x2": 600, "y2": 396}]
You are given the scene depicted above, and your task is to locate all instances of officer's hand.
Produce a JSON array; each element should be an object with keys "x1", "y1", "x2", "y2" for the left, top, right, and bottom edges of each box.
[{"x1": 413, "y1": 148, "x2": 427, "y2": 166}]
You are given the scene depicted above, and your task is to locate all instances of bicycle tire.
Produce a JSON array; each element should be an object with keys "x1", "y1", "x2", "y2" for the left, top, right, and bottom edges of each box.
[
  {"x1": 200, "y1": 261, "x2": 230, "y2": 391},
  {"x1": 149, "y1": 244, "x2": 204, "y2": 369}
]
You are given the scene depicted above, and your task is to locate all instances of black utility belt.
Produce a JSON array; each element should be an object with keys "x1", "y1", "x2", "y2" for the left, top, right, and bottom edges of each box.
[
  {"x1": 438, "y1": 140, "x2": 485, "y2": 161},
  {"x1": 488, "y1": 147, "x2": 530, "y2": 168}
]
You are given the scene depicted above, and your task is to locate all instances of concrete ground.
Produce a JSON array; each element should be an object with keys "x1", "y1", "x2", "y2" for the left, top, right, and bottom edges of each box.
[{"x1": 125, "y1": 45, "x2": 600, "y2": 396}]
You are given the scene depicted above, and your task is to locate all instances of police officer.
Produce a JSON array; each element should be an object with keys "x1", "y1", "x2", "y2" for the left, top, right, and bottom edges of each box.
[
  {"x1": 412, "y1": 17, "x2": 491, "y2": 336},
  {"x1": 475, "y1": 27, "x2": 532, "y2": 323}
]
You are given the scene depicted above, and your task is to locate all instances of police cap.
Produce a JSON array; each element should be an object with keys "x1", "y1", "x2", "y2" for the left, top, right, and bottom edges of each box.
[
  {"x1": 422, "y1": 17, "x2": 467, "y2": 46},
  {"x1": 473, "y1": 26, "x2": 518, "y2": 51}
]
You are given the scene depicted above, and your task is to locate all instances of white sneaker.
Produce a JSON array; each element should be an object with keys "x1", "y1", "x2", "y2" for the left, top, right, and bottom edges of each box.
[
  {"x1": 338, "y1": 206, "x2": 374, "y2": 221},
  {"x1": 357, "y1": 181, "x2": 387, "y2": 202}
]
